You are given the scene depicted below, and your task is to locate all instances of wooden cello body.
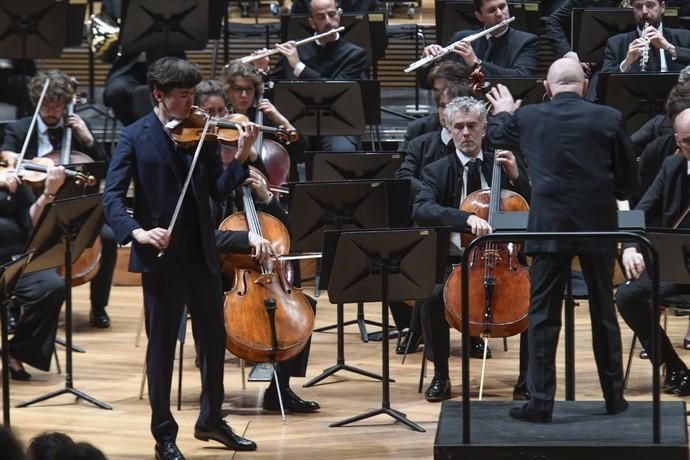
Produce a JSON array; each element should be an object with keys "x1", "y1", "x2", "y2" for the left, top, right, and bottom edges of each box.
[
  {"x1": 443, "y1": 155, "x2": 530, "y2": 338},
  {"x1": 220, "y1": 184, "x2": 314, "y2": 363}
]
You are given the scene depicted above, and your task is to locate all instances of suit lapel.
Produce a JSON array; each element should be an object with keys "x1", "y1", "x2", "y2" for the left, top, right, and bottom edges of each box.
[{"x1": 143, "y1": 112, "x2": 184, "y2": 186}]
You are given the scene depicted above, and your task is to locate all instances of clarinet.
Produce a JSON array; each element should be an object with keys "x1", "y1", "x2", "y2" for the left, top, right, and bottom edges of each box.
[{"x1": 640, "y1": 22, "x2": 650, "y2": 72}]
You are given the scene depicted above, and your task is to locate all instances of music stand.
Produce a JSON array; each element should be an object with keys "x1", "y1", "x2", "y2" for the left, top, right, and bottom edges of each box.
[
  {"x1": 326, "y1": 228, "x2": 441, "y2": 432},
  {"x1": 597, "y1": 73, "x2": 679, "y2": 133},
  {"x1": 310, "y1": 152, "x2": 402, "y2": 181},
  {"x1": 571, "y1": 8, "x2": 680, "y2": 64},
  {"x1": 17, "y1": 194, "x2": 111, "y2": 410},
  {"x1": 0, "y1": 252, "x2": 33, "y2": 427},
  {"x1": 647, "y1": 229, "x2": 690, "y2": 284},
  {"x1": 273, "y1": 81, "x2": 366, "y2": 150},
  {"x1": 120, "y1": 0, "x2": 210, "y2": 57},
  {"x1": 434, "y1": 1, "x2": 540, "y2": 45}
]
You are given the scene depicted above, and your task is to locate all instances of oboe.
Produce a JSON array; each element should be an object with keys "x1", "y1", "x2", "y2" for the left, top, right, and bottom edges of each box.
[{"x1": 640, "y1": 22, "x2": 650, "y2": 72}]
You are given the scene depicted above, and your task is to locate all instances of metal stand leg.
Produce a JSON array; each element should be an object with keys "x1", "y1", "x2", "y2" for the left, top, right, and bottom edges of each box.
[{"x1": 314, "y1": 302, "x2": 385, "y2": 343}]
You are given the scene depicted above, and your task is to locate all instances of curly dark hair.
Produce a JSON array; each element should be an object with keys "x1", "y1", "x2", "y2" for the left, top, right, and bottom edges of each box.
[
  {"x1": 147, "y1": 57, "x2": 202, "y2": 98},
  {"x1": 29, "y1": 70, "x2": 76, "y2": 107}
]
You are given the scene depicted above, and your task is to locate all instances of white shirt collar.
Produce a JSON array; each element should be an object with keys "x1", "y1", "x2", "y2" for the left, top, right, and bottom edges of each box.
[
  {"x1": 441, "y1": 128, "x2": 451, "y2": 145},
  {"x1": 455, "y1": 149, "x2": 484, "y2": 166},
  {"x1": 687, "y1": 159, "x2": 690, "y2": 175}
]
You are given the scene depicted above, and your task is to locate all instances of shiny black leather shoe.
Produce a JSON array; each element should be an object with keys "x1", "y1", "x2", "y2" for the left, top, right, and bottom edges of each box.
[
  {"x1": 194, "y1": 420, "x2": 257, "y2": 451},
  {"x1": 6, "y1": 312, "x2": 17, "y2": 334},
  {"x1": 673, "y1": 373, "x2": 690, "y2": 396},
  {"x1": 89, "y1": 308, "x2": 110, "y2": 328},
  {"x1": 664, "y1": 367, "x2": 686, "y2": 393},
  {"x1": 155, "y1": 441, "x2": 185, "y2": 460},
  {"x1": 9, "y1": 366, "x2": 31, "y2": 381},
  {"x1": 606, "y1": 398, "x2": 629, "y2": 415},
  {"x1": 512, "y1": 383, "x2": 529, "y2": 401},
  {"x1": 469, "y1": 339, "x2": 492, "y2": 359},
  {"x1": 263, "y1": 387, "x2": 320, "y2": 413},
  {"x1": 508, "y1": 403, "x2": 552, "y2": 423},
  {"x1": 424, "y1": 375, "x2": 451, "y2": 402},
  {"x1": 396, "y1": 330, "x2": 423, "y2": 355}
]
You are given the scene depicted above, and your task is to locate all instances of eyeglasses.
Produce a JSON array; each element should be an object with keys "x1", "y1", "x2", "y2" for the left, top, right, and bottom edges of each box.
[
  {"x1": 229, "y1": 85, "x2": 255, "y2": 94},
  {"x1": 312, "y1": 9, "x2": 341, "y2": 20},
  {"x1": 677, "y1": 138, "x2": 690, "y2": 149}
]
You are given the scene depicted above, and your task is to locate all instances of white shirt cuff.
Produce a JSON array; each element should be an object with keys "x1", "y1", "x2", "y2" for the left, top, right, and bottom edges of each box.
[{"x1": 293, "y1": 61, "x2": 305, "y2": 77}]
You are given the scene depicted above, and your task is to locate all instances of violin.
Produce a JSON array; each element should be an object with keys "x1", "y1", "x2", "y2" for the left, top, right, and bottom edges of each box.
[
  {"x1": 219, "y1": 172, "x2": 314, "y2": 363},
  {"x1": 0, "y1": 154, "x2": 96, "y2": 188},
  {"x1": 170, "y1": 107, "x2": 290, "y2": 148}
]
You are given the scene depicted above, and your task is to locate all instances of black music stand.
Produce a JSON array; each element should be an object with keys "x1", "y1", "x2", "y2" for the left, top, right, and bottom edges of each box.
[
  {"x1": 483, "y1": 77, "x2": 547, "y2": 106},
  {"x1": 327, "y1": 228, "x2": 442, "y2": 432},
  {"x1": 120, "y1": 0, "x2": 210, "y2": 57},
  {"x1": 0, "y1": 252, "x2": 33, "y2": 427},
  {"x1": 647, "y1": 229, "x2": 690, "y2": 284},
  {"x1": 310, "y1": 152, "x2": 402, "y2": 181},
  {"x1": 434, "y1": 1, "x2": 540, "y2": 45},
  {"x1": 571, "y1": 8, "x2": 680, "y2": 64},
  {"x1": 598, "y1": 73, "x2": 679, "y2": 133},
  {"x1": 17, "y1": 194, "x2": 111, "y2": 410},
  {"x1": 273, "y1": 81, "x2": 366, "y2": 150}
]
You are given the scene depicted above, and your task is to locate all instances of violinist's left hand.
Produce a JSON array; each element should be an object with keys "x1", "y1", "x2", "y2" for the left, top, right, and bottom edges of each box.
[
  {"x1": 235, "y1": 122, "x2": 259, "y2": 163},
  {"x1": 66, "y1": 113, "x2": 95, "y2": 146},
  {"x1": 495, "y1": 150, "x2": 519, "y2": 182}
]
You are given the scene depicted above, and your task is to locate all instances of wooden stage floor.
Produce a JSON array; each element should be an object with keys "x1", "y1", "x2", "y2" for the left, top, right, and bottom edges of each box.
[{"x1": 3, "y1": 283, "x2": 690, "y2": 459}]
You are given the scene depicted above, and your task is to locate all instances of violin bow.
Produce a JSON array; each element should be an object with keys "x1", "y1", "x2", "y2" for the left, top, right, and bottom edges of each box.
[
  {"x1": 15, "y1": 78, "x2": 51, "y2": 173},
  {"x1": 157, "y1": 112, "x2": 213, "y2": 257}
]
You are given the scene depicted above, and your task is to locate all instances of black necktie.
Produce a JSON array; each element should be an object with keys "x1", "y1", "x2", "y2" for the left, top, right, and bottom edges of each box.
[
  {"x1": 465, "y1": 158, "x2": 482, "y2": 196},
  {"x1": 47, "y1": 127, "x2": 62, "y2": 151}
]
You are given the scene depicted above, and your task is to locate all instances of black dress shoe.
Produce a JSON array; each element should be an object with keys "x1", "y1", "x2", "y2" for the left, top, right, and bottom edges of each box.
[
  {"x1": 508, "y1": 403, "x2": 552, "y2": 423},
  {"x1": 684, "y1": 338, "x2": 690, "y2": 350},
  {"x1": 9, "y1": 366, "x2": 31, "y2": 381},
  {"x1": 469, "y1": 339, "x2": 492, "y2": 359},
  {"x1": 664, "y1": 367, "x2": 686, "y2": 393},
  {"x1": 673, "y1": 373, "x2": 690, "y2": 396},
  {"x1": 89, "y1": 308, "x2": 110, "y2": 328},
  {"x1": 639, "y1": 347, "x2": 648, "y2": 359},
  {"x1": 396, "y1": 331, "x2": 423, "y2": 355},
  {"x1": 512, "y1": 383, "x2": 529, "y2": 401},
  {"x1": 263, "y1": 387, "x2": 320, "y2": 413},
  {"x1": 194, "y1": 420, "x2": 257, "y2": 451},
  {"x1": 424, "y1": 375, "x2": 451, "y2": 402},
  {"x1": 155, "y1": 441, "x2": 185, "y2": 460},
  {"x1": 6, "y1": 313, "x2": 17, "y2": 334},
  {"x1": 606, "y1": 398, "x2": 629, "y2": 415}
]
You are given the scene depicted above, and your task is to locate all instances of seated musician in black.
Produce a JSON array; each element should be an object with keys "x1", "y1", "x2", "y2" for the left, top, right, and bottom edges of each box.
[
  {"x1": 256, "y1": 0, "x2": 368, "y2": 152},
  {"x1": 1, "y1": 70, "x2": 116, "y2": 330},
  {"x1": 0, "y1": 165, "x2": 66, "y2": 381},
  {"x1": 414, "y1": 96, "x2": 530, "y2": 401},
  {"x1": 417, "y1": 0, "x2": 539, "y2": 89},
  {"x1": 615, "y1": 107, "x2": 690, "y2": 396},
  {"x1": 602, "y1": 0, "x2": 690, "y2": 73}
]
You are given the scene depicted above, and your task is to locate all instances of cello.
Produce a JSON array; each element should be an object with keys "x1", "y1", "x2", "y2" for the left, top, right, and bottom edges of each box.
[
  {"x1": 443, "y1": 152, "x2": 530, "y2": 340},
  {"x1": 219, "y1": 169, "x2": 314, "y2": 364}
]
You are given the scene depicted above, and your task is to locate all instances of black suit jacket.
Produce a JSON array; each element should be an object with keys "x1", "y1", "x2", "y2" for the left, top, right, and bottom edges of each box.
[
  {"x1": 636, "y1": 133, "x2": 678, "y2": 208},
  {"x1": 602, "y1": 27, "x2": 690, "y2": 73},
  {"x1": 418, "y1": 27, "x2": 539, "y2": 89},
  {"x1": 271, "y1": 39, "x2": 368, "y2": 80},
  {"x1": 397, "y1": 129, "x2": 452, "y2": 198},
  {"x1": 486, "y1": 92, "x2": 639, "y2": 253},
  {"x1": 635, "y1": 153, "x2": 689, "y2": 228},
  {"x1": 413, "y1": 149, "x2": 531, "y2": 234},
  {"x1": 1, "y1": 116, "x2": 107, "y2": 164},
  {"x1": 397, "y1": 113, "x2": 441, "y2": 153}
]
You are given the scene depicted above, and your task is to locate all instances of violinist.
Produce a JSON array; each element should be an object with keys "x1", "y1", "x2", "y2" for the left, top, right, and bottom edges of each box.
[
  {"x1": 103, "y1": 57, "x2": 258, "y2": 459},
  {"x1": 1, "y1": 70, "x2": 116, "y2": 330},
  {"x1": 485, "y1": 57, "x2": 639, "y2": 422},
  {"x1": 615, "y1": 107, "x2": 690, "y2": 397},
  {"x1": 0, "y1": 165, "x2": 66, "y2": 381},
  {"x1": 413, "y1": 96, "x2": 531, "y2": 402}
]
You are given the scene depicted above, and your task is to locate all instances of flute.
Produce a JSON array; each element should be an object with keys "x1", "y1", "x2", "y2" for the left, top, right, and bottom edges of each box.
[
  {"x1": 238, "y1": 26, "x2": 346, "y2": 64},
  {"x1": 403, "y1": 17, "x2": 515, "y2": 73}
]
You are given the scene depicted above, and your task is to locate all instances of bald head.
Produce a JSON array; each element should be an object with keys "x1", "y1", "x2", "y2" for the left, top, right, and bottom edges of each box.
[
  {"x1": 674, "y1": 107, "x2": 690, "y2": 132},
  {"x1": 545, "y1": 58, "x2": 587, "y2": 97},
  {"x1": 675, "y1": 108, "x2": 690, "y2": 159}
]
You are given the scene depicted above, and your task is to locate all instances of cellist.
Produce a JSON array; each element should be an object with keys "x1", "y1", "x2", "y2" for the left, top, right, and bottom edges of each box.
[
  {"x1": 103, "y1": 57, "x2": 258, "y2": 459},
  {"x1": 413, "y1": 96, "x2": 531, "y2": 402},
  {"x1": 1, "y1": 69, "x2": 116, "y2": 330}
]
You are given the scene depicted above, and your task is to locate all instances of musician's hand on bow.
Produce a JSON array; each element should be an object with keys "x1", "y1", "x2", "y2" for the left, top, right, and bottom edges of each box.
[
  {"x1": 423, "y1": 44, "x2": 444, "y2": 57},
  {"x1": 0, "y1": 171, "x2": 21, "y2": 193},
  {"x1": 132, "y1": 227, "x2": 170, "y2": 251},
  {"x1": 248, "y1": 230, "x2": 274, "y2": 264},
  {"x1": 235, "y1": 122, "x2": 259, "y2": 163},
  {"x1": 245, "y1": 168, "x2": 272, "y2": 203},
  {"x1": 66, "y1": 113, "x2": 95, "y2": 146},
  {"x1": 622, "y1": 247, "x2": 646, "y2": 280},
  {"x1": 486, "y1": 84, "x2": 520, "y2": 115},
  {"x1": 495, "y1": 150, "x2": 519, "y2": 182},
  {"x1": 275, "y1": 42, "x2": 300, "y2": 69},
  {"x1": 453, "y1": 40, "x2": 478, "y2": 67},
  {"x1": 252, "y1": 48, "x2": 271, "y2": 73},
  {"x1": 467, "y1": 215, "x2": 492, "y2": 237}
]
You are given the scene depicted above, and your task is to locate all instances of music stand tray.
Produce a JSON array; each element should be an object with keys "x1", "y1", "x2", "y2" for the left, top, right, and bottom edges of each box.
[
  {"x1": 0, "y1": 1, "x2": 66, "y2": 58},
  {"x1": 17, "y1": 194, "x2": 111, "y2": 410},
  {"x1": 326, "y1": 228, "x2": 441, "y2": 432},
  {"x1": 646, "y1": 229, "x2": 690, "y2": 285},
  {"x1": 0, "y1": 252, "x2": 33, "y2": 427}
]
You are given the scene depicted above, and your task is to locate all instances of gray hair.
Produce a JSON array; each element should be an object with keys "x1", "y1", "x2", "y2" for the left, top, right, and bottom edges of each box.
[
  {"x1": 679, "y1": 65, "x2": 690, "y2": 83},
  {"x1": 444, "y1": 96, "x2": 487, "y2": 128}
]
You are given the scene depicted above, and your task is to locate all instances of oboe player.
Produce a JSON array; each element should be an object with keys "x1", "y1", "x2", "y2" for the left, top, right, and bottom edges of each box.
[{"x1": 416, "y1": 0, "x2": 539, "y2": 88}]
